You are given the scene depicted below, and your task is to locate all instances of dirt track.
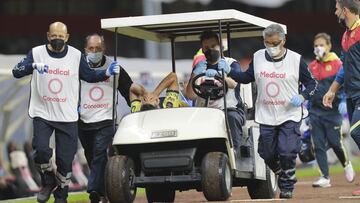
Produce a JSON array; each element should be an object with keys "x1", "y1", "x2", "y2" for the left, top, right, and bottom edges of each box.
[{"x1": 134, "y1": 173, "x2": 360, "y2": 203}]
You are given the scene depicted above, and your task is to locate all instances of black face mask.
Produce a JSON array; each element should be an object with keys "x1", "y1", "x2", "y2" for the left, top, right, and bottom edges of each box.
[
  {"x1": 204, "y1": 49, "x2": 220, "y2": 64},
  {"x1": 50, "y1": 39, "x2": 65, "y2": 51}
]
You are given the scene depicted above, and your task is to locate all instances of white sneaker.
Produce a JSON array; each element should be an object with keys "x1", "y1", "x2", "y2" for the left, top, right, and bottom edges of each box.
[
  {"x1": 312, "y1": 177, "x2": 331, "y2": 188},
  {"x1": 344, "y1": 161, "x2": 355, "y2": 183}
]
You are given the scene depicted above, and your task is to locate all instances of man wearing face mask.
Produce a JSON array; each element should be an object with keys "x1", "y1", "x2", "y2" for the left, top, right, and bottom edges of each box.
[
  {"x1": 12, "y1": 22, "x2": 119, "y2": 203},
  {"x1": 231, "y1": 24, "x2": 317, "y2": 199},
  {"x1": 78, "y1": 33, "x2": 134, "y2": 203},
  {"x1": 186, "y1": 30, "x2": 246, "y2": 160},
  {"x1": 323, "y1": 0, "x2": 360, "y2": 196},
  {"x1": 308, "y1": 33, "x2": 354, "y2": 188}
]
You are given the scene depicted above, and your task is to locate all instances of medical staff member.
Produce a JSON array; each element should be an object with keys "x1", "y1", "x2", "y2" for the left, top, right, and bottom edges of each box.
[
  {"x1": 78, "y1": 33, "x2": 134, "y2": 203},
  {"x1": 12, "y1": 22, "x2": 119, "y2": 203},
  {"x1": 308, "y1": 32, "x2": 354, "y2": 188},
  {"x1": 232, "y1": 24, "x2": 317, "y2": 199},
  {"x1": 323, "y1": 0, "x2": 360, "y2": 196}
]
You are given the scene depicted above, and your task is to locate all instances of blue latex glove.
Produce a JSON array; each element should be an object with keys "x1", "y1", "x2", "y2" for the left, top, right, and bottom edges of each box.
[
  {"x1": 338, "y1": 101, "x2": 347, "y2": 115},
  {"x1": 193, "y1": 60, "x2": 207, "y2": 75},
  {"x1": 290, "y1": 94, "x2": 305, "y2": 107},
  {"x1": 32, "y1": 63, "x2": 48, "y2": 74},
  {"x1": 217, "y1": 58, "x2": 231, "y2": 74},
  {"x1": 106, "y1": 61, "x2": 120, "y2": 76},
  {"x1": 205, "y1": 69, "x2": 218, "y2": 77}
]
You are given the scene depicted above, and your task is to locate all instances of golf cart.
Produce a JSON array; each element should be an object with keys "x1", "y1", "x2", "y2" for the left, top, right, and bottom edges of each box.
[{"x1": 101, "y1": 9, "x2": 285, "y2": 203}]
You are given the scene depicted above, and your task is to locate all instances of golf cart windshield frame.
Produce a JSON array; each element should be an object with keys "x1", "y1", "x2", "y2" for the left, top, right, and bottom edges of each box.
[{"x1": 101, "y1": 9, "x2": 286, "y2": 72}]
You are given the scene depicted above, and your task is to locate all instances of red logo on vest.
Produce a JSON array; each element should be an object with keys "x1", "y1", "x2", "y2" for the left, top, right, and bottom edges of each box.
[
  {"x1": 48, "y1": 78, "x2": 63, "y2": 94},
  {"x1": 89, "y1": 86, "x2": 104, "y2": 101}
]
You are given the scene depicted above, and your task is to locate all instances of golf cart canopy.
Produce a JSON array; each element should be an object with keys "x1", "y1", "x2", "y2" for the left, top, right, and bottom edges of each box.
[{"x1": 101, "y1": 9, "x2": 287, "y2": 42}]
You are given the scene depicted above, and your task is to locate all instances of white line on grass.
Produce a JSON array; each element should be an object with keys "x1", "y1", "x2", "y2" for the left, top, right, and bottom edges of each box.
[
  {"x1": 231, "y1": 199, "x2": 286, "y2": 202},
  {"x1": 339, "y1": 196, "x2": 360, "y2": 199}
]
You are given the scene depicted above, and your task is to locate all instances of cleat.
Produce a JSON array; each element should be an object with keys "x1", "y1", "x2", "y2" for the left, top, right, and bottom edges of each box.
[
  {"x1": 344, "y1": 161, "x2": 355, "y2": 183},
  {"x1": 312, "y1": 176, "x2": 331, "y2": 188}
]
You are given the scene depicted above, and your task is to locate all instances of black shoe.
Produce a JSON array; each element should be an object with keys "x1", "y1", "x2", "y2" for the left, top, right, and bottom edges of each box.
[
  {"x1": 279, "y1": 191, "x2": 293, "y2": 199},
  {"x1": 37, "y1": 183, "x2": 57, "y2": 203},
  {"x1": 89, "y1": 191, "x2": 101, "y2": 203},
  {"x1": 54, "y1": 198, "x2": 67, "y2": 203}
]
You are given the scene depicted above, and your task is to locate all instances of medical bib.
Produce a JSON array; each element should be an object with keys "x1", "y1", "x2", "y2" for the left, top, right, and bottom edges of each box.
[
  {"x1": 29, "y1": 45, "x2": 81, "y2": 122},
  {"x1": 80, "y1": 56, "x2": 114, "y2": 123},
  {"x1": 253, "y1": 49, "x2": 302, "y2": 125}
]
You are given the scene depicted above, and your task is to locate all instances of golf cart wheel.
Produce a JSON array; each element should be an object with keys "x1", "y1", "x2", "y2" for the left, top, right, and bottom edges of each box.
[
  {"x1": 105, "y1": 155, "x2": 137, "y2": 203},
  {"x1": 247, "y1": 166, "x2": 277, "y2": 199},
  {"x1": 145, "y1": 185, "x2": 175, "y2": 203},
  {"x1": 201, "y1": 152, "x2": 232, "y2": 201}
]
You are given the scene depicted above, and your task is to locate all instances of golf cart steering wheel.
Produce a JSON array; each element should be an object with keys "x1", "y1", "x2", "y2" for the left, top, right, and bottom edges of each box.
[{"x1": 192, "y1": 73, "x2": 228, "y2": 100}]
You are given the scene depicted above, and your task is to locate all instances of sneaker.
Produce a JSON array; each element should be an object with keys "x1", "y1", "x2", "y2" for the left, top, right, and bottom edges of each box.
[
  {"x1": 37, "y1": 183, "x2": 57, "y2": 203},
  {"x1": 344, "y1": 161, "x2": 355, "y2": 183},
  {"x1": 312, "y1": 176, "x2": 331, "y2": 188},
  {"x1": 89, "y1": 191, "x2": 101, "y2": 203},
  {"x1": 279, "y1": 191, "x2": 293, "y2": 199},
  {"x1": 352, "y1": 188, "x2": 360, "y2": 196}
]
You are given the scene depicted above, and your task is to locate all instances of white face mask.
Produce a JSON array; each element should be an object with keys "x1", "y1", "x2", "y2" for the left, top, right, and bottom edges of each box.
[
  {"x1": 265, "y1": 44, "x2": 282, "y2": 58},
  {"x1": 314, "y1": 46, "x2": 326, "y2": 59},
  {"x1": 87, "y1": 52, "x2": 103, "y2": 64}
]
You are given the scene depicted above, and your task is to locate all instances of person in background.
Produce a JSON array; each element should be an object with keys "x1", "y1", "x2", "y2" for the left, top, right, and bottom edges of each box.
[
  {"x1": 0, "y1": 155, "x2": 17, "y2": 200},
  {"x1": 308, "y1": 32, "x2": 354, "y2": 188},
  {"x1": 323, "y1": 0, "x2": 360, "y2": 196}
]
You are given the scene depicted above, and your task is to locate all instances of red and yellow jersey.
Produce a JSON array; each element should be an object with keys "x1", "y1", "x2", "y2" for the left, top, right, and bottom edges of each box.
[
  {"x1": 192, "y1": 48, "x2": 206, "y2": 68},
  {"x1": 309, "y1": 52, "x2": 342, "y2": 81},
  {"x1": 342, "y1": 19, "x2": 360, "y2": 52}
]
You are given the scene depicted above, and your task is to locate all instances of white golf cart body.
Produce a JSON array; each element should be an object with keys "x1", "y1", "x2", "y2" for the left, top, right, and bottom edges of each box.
[{"x1": 102, "y1": 9, "x2": 286, "y2": 202}]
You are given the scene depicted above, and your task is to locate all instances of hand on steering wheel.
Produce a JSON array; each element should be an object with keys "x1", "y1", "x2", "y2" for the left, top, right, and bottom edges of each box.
[{"x1": 191, "y1": 73, "x2": 228, "y2": 100}]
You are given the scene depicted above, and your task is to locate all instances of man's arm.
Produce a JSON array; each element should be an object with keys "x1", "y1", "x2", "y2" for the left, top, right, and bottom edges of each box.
[
  {"x1": 299, "y1": 57, "x2": 317, "y2": 100},
  {"x1": 335, "y1": 66, "x2": 344, "y2": 85},
  {"x1": 117, "y1": 67, "x2": 133, "y2": 107},
  {"x1": 323, "y1": 80, "x2": 342, "y2": 108},
  {"x1": 225, "y1": 77, "x2": 237, "y2": 89},
  {"x1": 129, "y1": 83, "x2": 146, "y2": 101},
  {"x1": 79, "y1": 56, "x2": 108, "y2": 83},
  {"x1": 152, "y1": 72, "x2": 179, "y2": 96},
  {"x1": 185, "y1": 73, "x2": 198, "y2": 100},
  {"x1": 12, "y1": 51, "x2": 34, "y2": 78},
  {"x1": 228, "y1": 61, "x2": 255, "y2": 84}
]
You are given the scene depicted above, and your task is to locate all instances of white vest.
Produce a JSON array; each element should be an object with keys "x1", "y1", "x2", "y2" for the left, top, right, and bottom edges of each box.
[
  {"x1": 253, "y1": 49, "x2": 302, "y2": 125},
  {"x1": 29, "y1": 45, "x2": 81, "y2": 122},
  {"x1": 79, "y1": 56, "x2": 114, "y2": 123},
  {"x1": 195, "y1": 57, "x2": 239, "y2": 109}
]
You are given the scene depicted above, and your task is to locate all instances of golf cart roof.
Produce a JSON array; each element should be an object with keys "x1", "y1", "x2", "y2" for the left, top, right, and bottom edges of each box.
[{"x1": 101, "y1": 9, "x2": 287, "y2": 42}]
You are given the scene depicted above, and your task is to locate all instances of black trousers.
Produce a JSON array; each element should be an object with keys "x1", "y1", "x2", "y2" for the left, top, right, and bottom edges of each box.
[{"x1": 32, "y1": 117, "x2": 78, "y2": 199}]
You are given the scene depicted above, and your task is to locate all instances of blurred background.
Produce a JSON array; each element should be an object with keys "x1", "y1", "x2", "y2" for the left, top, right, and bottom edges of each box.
[
  {"x1": 1, "y1": 0, "x2": 357, "y2": 200},
  {"x1": 0, "y1": 0, "x2": 341, "y2": 59}
]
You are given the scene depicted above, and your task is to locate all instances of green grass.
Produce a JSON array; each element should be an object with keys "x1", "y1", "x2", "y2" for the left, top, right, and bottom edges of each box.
[{"x1": 296, "y1": 159, "x2": 360, "y2": 178}]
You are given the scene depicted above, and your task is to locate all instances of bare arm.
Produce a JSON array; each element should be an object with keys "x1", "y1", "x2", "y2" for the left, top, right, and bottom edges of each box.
[
  {"x1": 225, "y1": 77, "x2": 237, "y2": 89},
  {"x1": 185, "y1": 73, "x2": 197, "y2": 100},
  {"x1": 152, "y1": 72, "x2": 179, "y2": 96},
  {"x1": 129, "y1": 83, "x2": 146, "y2": 101},
  {"x1": 323, "y1": 80, "x2": 342, "y2": 108}
]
